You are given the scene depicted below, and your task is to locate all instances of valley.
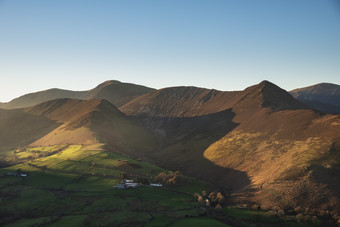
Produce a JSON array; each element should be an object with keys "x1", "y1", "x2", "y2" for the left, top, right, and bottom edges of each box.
[{"x1": 0, "y1": 80, "x2": 340, "y2": 226}]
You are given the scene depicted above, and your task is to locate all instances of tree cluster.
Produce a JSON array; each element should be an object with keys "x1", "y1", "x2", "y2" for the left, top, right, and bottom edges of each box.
[
  {"x1": 154, "y1": 171, "x2": 187, "y2": 185},
  {"x1": 194, "y1": 190, "x2": 225, "y2": 208}
]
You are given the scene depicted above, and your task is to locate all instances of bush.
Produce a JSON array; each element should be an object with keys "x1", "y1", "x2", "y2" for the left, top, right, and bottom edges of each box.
[
  {"x1": 154, "y1": 171, "x2": 187, "y2": 185},
  {"x1": 296, "y1": 213, "x2": 304, "y2": 222},
  {"x1": 215, "y1": 204, "x2": 222, "y2": 210},
  {"x1": 303, "y1": 215, "x2": 311, "y2": 222},
  {"x1": 294, "y1": 206, "x2": 304, "y2": 214},
  {"x1": 197, "y1": 196, "x2": 204, "y2": 206},
  {"x1": 260, "y1": 204, "x2": 270, "y2": 211},
  {"x1": 266, "y1": 210, "x2": 277, "y2": 216},
  {"x1": 277, "y1": 210, "x2": 285, "y2": 217}
]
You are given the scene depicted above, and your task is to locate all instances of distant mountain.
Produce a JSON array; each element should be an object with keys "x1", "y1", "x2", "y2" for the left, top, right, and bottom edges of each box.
[
  {"x1": 121, "y1": 80, "x2": 308, "y2": 119},
  {"x1": 121, "y1": 86, "x2": 241, "y2": 118},
  {"x1": 290, "y1": 83, "x2": 340, "y2": 114},
  {"x1": 121, "y1": 80, "x2": 340, "y2": 212},
  {"x1": 0, "y1": 80, "x2": 154, "y2": 109}
]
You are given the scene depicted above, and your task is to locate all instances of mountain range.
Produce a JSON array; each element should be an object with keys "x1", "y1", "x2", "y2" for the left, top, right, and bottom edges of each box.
[
  {"x1": 0, "y1": 80, "x2": 154, "y2": 109},
  {"x1": 1, "y1": 80, "x2": 339, "y2": 215}
]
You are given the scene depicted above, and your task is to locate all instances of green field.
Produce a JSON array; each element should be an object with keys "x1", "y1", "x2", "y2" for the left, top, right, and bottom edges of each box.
[
  {"x1": 0, "y1": 144, "x2": 316, "y2": 226},
  {"x1": 0, "y1": 145, "x2": 209, "y2": 226}
]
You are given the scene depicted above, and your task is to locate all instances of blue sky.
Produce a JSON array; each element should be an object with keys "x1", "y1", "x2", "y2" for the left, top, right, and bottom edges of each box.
[{"x1": 0, "y1": 0, "x2": 339, "y2": 102}]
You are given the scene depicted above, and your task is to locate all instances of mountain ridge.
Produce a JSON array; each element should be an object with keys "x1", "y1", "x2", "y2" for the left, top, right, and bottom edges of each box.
[
  {"x1": 0, "y1": 80, "x2": 155, "y2": 109},
  {"x1": 290, "y1": 82, "x2": 340, "y2": 114},
  {"x1": 120, "y1": 80, "x2": 340, "y2": 213},
  {"x1": 1, "y1": 80, "x2": 340, "y2": 214}
]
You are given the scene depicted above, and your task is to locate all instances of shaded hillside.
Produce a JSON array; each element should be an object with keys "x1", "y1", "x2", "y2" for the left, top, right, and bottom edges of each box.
[
  {"x1": 0, "y1": 80, "x2": 154, "y2": 109},
  {"x1": 0, "y1": 108, "x2": 59, "y2": 151},
  {"x1": 122, "y1": 80, "x2": 340, "y2": 213},
  {"x1": 296, "y1": 99, "x2": 340, "y2": 115},
  {"x1": 290, "y1": 83, "x2": 340, "y2": 114},
  {"x1": 0, "y1": 98, "x2": 157, "y2": 157},
  {"x1": 24, "y1": 98, "x2": 157, "y2": 155}
]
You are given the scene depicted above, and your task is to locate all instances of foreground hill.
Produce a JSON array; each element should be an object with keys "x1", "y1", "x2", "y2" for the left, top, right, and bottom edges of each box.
[
  {"x1": 0, "y1": 98, "x2": 157, "y2": 157},
  {"x1": 0, "y1": 80, "x2": 154, "y2": 109},
  {"x1": 121, "y1": 81, "x2": 340, "y2": 214},
  {"x1": 290, "y1": 83, "x2": 340, "y2": 114},
  {"x1": 0, "y1": 108, "x2": 59, "y2": 152}
]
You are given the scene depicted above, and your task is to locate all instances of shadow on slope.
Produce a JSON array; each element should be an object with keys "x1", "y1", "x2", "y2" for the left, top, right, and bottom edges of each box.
[
  {"x1": 0, "y1": 109, "x2": 60, "y2": 151},
  {"x1": 131, "y1": 109, "x2": 251, "y2": 193}
]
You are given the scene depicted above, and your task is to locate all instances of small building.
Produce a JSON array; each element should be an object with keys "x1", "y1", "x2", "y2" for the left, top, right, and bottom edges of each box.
[
  {"x1": 113, "y1": 184, "x2": 125, "y2": 189},
  {"x1": 125, "y1": 182, "x2": 139, "y2": 188},
  {"x1": 7, "y1": 172, "x2": 27, "y2": 177},
  {"x1": 150, "y1": 183, "x2": 162, "y2": 187},
  {"x1": 123, "y1": 179, "x2": 133, "y2": 183},
  {"x1": 113, "y1": 180, "x2": 140, "y2": 189}
]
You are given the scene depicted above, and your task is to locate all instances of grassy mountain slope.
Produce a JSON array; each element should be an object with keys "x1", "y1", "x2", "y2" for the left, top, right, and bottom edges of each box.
[
  {"x1": 24, "y1": 98, "x2": 157, "y2": 155},
  {"x1": 290, "y1": 83, "x2": 340, "y2": 114},
  {"x1": 121, "y1": 80, "x2": 340, "y2": 213},
  {"x1": 1, "y1": 98, "x2": 157, "y2": 158},
  {"x1": 0, "y1": 101, "x2": 212, "y2": 226},
  {"x1": 0, "y1": 80, "x2": 154, "y2": 109}
]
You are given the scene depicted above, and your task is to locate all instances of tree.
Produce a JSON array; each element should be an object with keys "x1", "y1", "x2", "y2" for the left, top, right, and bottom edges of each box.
[
  {"x1": 169, "y1": 174, "x2": 186, "y2": 185},
  {"x1": 208, "y1": 192, "x2": 217, "y2": 205},
  {"x1": 216, "y1": 192, "x2": 225, "y2": 205},
  {"x1": 202, "y1": 190, "x2": 207, "y2": 199},
  {"x1": 197, "y1": 196, "x2": 204, "y2": 206},
  {"x1": 205, "y1": 199, "x2": 211, "y2": 207},
  {"x1": 215, "y1": 204, "x2": 222, "y2": 210},
  {"x1": 154, "y1": 172, "x2": 167, "y2": 183}
]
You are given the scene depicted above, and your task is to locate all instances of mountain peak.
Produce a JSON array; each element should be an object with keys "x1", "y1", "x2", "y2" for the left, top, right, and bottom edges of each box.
[
  {"x1": 235, "y1": 80, "x2": 309, "y2": 111},
  {"x1": 94, "y1": 80, "x2": 122, "y2": 89},
  {"x1": 260, "y1": 81, "x2": 308, "y2": 110},
  {"x1": 259, "y1": 80, "x2": 273, "y2": 85}
]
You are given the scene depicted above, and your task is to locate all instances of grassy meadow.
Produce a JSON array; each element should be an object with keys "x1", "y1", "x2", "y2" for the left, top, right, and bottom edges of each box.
[
  {"x1": 0, "y1": 144, "x2": 208, "y2": 226},
  {"x1": 0, "y1": 144, "x2": 324, "y2": 226}
]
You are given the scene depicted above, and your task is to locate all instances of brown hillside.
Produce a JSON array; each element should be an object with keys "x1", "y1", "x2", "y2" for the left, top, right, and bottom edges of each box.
[
  {"x1": 121, "y1": 86, "x2": 242, "y2": 118},
  {"x1": 122, "y1": 80, "x2": 340, "y2": 213},
  {"x1": 1, "y1": 98, "x2": 157, "y2": 157},
  {"x1": 87, "y1": 80, "x2": 155, "y2": 107},
  {"x1": 24, "y1": 98, "x2": 157, "y2": 155}
]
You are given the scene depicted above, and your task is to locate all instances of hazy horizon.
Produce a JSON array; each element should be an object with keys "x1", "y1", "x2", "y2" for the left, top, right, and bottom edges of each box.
[{"x1": 1, "y1": 0, "x2": 340, "y2": 102}]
